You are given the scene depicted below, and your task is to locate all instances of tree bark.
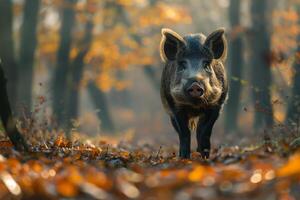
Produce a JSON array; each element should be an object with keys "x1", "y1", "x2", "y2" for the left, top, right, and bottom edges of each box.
[
  {"x1": 249, "y1": 0, "x2": 273, "y2": 129},
  {"x1": 18, "y1": 0, "x2": 40, "y2": 110},
  {"x1": 225, "y1": 0, "x2": 244, "y2": 133},
  {"x1": 88, "y1": 82, "x2": 115, "y2": 132},
  {"x1": 52, "y1": 0, "x2": 77, "y2": 125},
  {"x1": 0, "y1": 0, "x2": 18, "y2": 110},
  {"x1": 286, "y1": 7, "x2": 300, "y2": 125},
  {"x1": 65, "y1": 19, "x2": 93, "y2": 128},
  {"x1": 0, "y1": 60, "x2": 28, "y2": 151}
]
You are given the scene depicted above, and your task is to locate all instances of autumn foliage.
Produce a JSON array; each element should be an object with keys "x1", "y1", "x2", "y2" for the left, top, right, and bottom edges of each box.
[
  {"x1": 0, "y1": 137, "x2": 300, "y2": 199},
  {"x1": 1, "y1": 0, "x2": 300, "y2": 200},
  {"x1": 37, "y1": 0, "x2": 191, "y2": 92}
]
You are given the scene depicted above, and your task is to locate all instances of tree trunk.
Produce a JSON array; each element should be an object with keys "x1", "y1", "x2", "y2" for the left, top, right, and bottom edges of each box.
[
  {"x1": 286, "y1": 8, "x2": 300, "y2": 125},
  {"x1": 0, "y1": 61, "x2": 28, "y2": 151},
  {"x1": 65, "y1": 19, "x2": 93, "y2": 128},
  {"x1": 88, "y1": 82, "x2": 115, "y2": 132},
  {"x1": 52, "y1": 0, "x2": 77, "y2": 125},
  {"x1": 249, "y1": 0, "x2": 273, "y2": 129},
  {"x1": 0, "y1": 0, "x2": 18, "y2": 110},
  {"x1": 225, "y1": 0, "x2": 244, "y2": 133},
  {"x1": 18, "y1": 0, "x2": 40, "y2": 110}
]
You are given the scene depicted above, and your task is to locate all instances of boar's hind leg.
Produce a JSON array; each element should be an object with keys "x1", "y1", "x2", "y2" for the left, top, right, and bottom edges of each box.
[
  {"x1": 171, "y1": 114, "x2": 191, "y2": 158},
  {"x1": 196, "y1": 109, "x2": 220, "y2": 159}
]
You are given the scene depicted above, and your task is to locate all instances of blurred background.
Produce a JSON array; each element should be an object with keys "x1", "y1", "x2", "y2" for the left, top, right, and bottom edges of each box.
[{"x1": 0, "y1": 0, "x2": 299, "y2": 147}]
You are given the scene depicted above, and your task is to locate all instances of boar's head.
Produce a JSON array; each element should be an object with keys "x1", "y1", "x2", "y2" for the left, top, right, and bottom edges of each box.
[{"x1": 160, "y1": 28, "x2": 227, "y2": 108}]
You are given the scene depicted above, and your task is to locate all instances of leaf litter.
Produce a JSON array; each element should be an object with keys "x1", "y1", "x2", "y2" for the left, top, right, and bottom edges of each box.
[{"x1": 0, "y1": 135, "x2": 299, "y2": 200}]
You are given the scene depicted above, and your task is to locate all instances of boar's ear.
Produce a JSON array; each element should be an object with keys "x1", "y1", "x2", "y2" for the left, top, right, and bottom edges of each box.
[
  {"x1": 204, "y1": 28, "x2": 227, "y2": 60},
  {"x1": 160, "y1": 28, "x2": 186, "y2": 62}
]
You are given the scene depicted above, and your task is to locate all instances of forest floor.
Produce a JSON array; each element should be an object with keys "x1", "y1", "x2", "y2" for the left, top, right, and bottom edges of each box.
[{"x1": 0, "y1": 133, "x2": 300, "y2": 200}]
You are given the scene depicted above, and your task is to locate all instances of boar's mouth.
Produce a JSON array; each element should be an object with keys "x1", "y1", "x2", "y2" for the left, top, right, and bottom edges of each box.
[
  {"x1": 171, "y1": 88, "x2": 210, "y2": 108},
  {"x1": 171, "y1": 85, "x2": 222, "y2": 108}
]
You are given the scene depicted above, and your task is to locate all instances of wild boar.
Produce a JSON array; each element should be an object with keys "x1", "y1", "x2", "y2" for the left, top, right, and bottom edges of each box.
[{"x1": 160, "y1": 28, "x2": 228, "y2": 159}]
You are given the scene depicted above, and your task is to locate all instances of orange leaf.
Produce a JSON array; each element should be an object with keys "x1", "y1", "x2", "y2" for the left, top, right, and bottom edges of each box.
[
  {"x1": 277, "y1": 152, "x2": 300, "y2": 177},
  {"x1": 56, "y1": 179, "x2": 78, "y2": 197}
]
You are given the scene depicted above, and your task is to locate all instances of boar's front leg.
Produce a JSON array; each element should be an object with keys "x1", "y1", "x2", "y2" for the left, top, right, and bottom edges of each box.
[
  {"x1": 196, "y1": 108, "x2": 220, "y2": 159},
  {"x1": 171, "y1": 113, "x2": 191, "y2": 158}
]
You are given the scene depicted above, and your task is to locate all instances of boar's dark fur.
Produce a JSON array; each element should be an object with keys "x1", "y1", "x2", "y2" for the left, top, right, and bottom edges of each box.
[{"x1": 160, "y1": 28, "x2": 228, "y2": 159}]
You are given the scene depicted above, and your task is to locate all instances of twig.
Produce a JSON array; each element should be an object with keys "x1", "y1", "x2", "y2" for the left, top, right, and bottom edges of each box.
[{"x1": 156, "y1": 146, "x2": 162, "y2": 159}]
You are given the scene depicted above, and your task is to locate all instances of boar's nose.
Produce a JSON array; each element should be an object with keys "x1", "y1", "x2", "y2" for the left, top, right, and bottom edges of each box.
[{"x1": 187, "y1": 82, "x2": 204, "y2": 97}]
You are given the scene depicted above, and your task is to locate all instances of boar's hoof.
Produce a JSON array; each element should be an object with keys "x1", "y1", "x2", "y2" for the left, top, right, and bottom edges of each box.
[
  {"x1": 200, "y1": 149, "x2": 210, "y2": 159},
  {"x1": 179, "y1": 151, "x2": 190, "y2": 159}
]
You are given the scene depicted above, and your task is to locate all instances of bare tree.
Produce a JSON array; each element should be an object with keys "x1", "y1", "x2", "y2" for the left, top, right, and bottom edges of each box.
[
  {"x1": 88, "y1": 82, "x2": 115, "y2": 132},
  {"x1": 18, "y1": 0, "x2": 40, "y2": 110},
  {"x1": 52, "y1": 0, "x2": 77, "y2": 125},
  {"x1": 65, "y1": 18, "x2": 94, "y2": 130},
  {"x1": 249, "y1": 0, "x2": 274, "y2": 129},
  {"x1": 286, "y1": 6, "x2": 300, "y2": 125},
  {"x1": 0, "y1": 0, "x2": 18, "y2": 109},
  {"x1": 0, "y1": 60, "x2": 28, "y2": 151},
  {"x1": 225, "y1": 0, "x2": 244, "y2": 133}
]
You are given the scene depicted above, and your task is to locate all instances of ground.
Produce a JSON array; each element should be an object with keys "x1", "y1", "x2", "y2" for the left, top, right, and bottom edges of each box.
[{"x1": 0, "y1": 134, "x2": 300, "y2": 200}]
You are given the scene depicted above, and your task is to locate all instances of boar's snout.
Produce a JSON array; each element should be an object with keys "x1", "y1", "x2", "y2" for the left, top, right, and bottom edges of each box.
[{"x1": 186, "y1": 81, "x2": 204, "y2": 98}]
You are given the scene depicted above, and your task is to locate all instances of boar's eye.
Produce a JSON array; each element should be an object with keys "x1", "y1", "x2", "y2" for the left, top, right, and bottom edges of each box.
[
  {"x1": 177, "y1": 60, "x2": 187, "y2": 72},
  {"x1": 203, "y1": 60, "x2": 212, "y2": 73}
]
